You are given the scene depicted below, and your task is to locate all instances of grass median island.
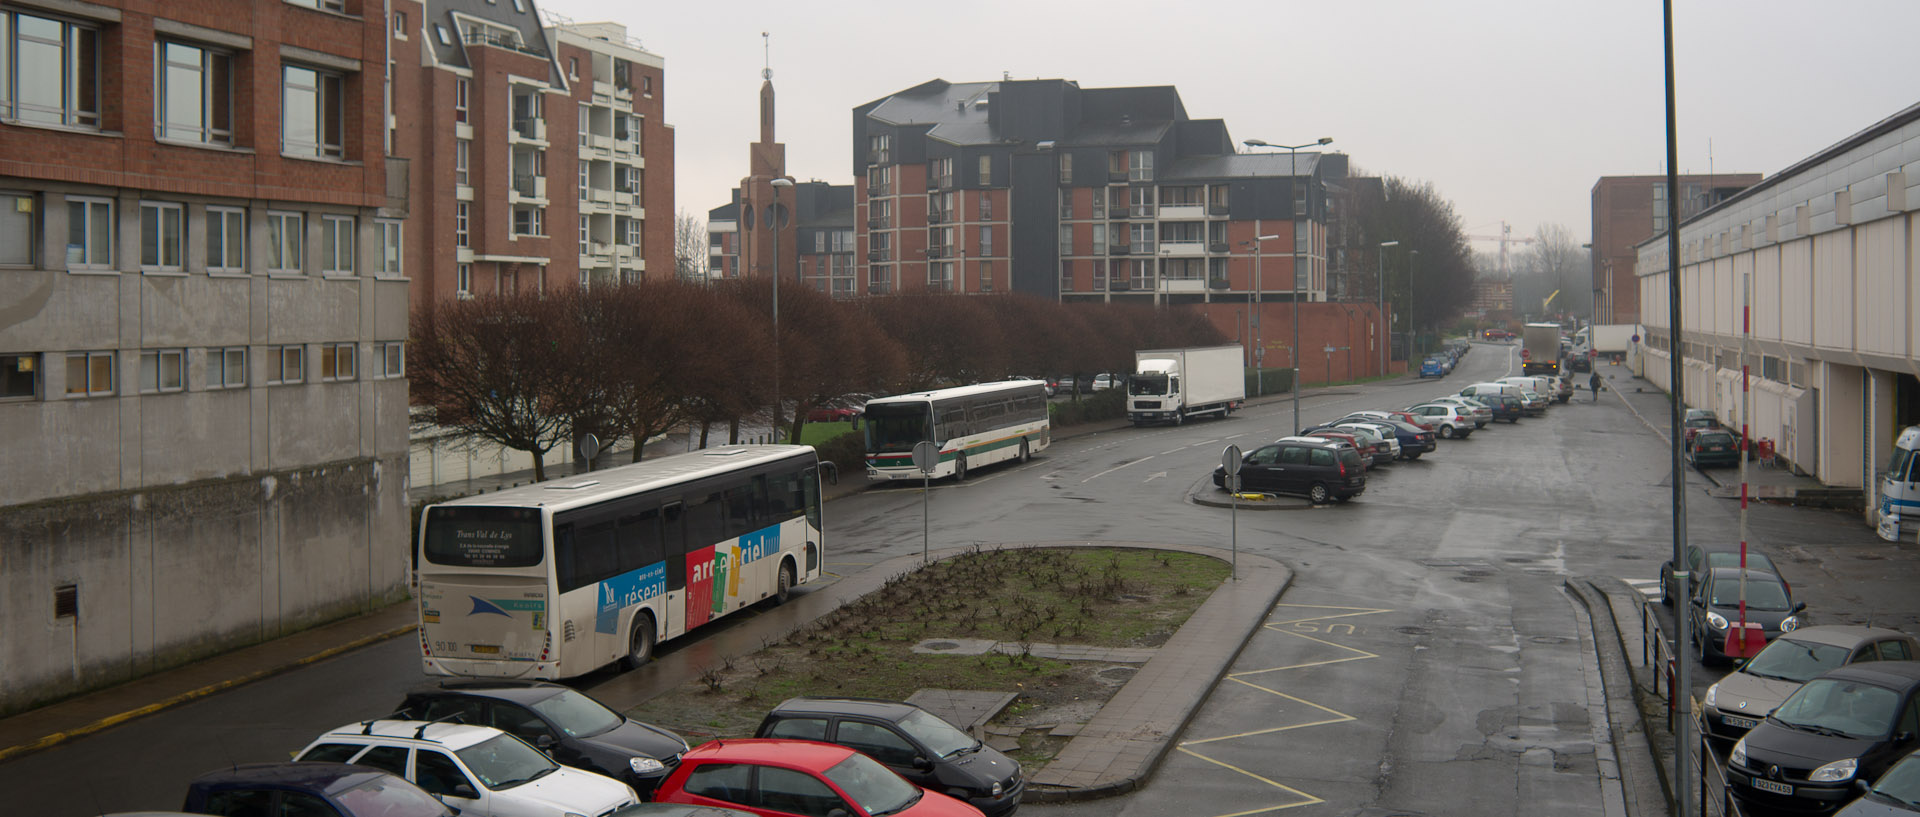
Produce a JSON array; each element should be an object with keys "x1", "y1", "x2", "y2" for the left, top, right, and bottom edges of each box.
[{"x1": 626, "y1": 546, "x2": 1229, "y2": 768}]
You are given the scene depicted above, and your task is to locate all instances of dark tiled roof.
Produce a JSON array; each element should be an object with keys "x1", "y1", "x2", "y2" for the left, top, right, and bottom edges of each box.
[
  {"x1": 1163, "y1": 152, "x2": 1324, "y2": 181},
  {"x1": 424, "y1": 0, "x2": 559, "y2": 85}
]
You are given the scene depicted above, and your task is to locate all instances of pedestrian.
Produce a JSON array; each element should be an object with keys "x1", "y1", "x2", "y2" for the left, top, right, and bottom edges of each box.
[{"x1": 1589, "y1": 371, "x2": 1603, "y2": 401}]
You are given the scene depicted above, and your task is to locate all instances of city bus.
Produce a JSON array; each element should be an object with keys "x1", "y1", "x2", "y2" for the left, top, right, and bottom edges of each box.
[
  {"x1": 415, "y1": 445, "x2": 825, "y2": 679},
  {"x1": 863, "y1": 380, "x2": 1050, "y2": 481}
]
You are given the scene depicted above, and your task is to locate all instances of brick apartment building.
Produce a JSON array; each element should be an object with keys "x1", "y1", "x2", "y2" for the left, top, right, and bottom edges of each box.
[
  {"x1": 1590, "y1": 172, "x2": 1760, "y2": 324},
  {"x1": 390, "y1": 0, "x2": 672, "y2": 304},
  {"x1": 707, "y1": 73, "x2": 856, "y2": 296},
  {"x1": 0, "y1": 0, "x2": 409, "y2": 714}
]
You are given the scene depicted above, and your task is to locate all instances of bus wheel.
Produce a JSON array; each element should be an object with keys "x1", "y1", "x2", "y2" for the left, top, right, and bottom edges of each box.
[
  {"x1": 1017, "y1": 440, "x2": 1030, "y2": 463},
  {"x1": 622, "y1": 613, "x2": 656, "y2": 670},
  {"x1": 774, "y1": 560, "x2": 796, "y2": 605},
  {"x1": 954, "y1": 455, "x2": 968, "y2": 481}
]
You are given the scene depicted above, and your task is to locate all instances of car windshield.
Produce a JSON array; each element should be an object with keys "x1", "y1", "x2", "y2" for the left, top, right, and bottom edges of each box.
[
  {"x1": 1869, "y1": 755, "x2": 1920, "y2": 807},
  {"x1": 455, "y1": 733, "x2": 560, "y2": 789},
  {"x1": 1771, "y1": 678, "x2": 1901, "y2": 739},
  {"x1": 864, "y1": 403, "x2": 931, "y2": 453},
  {"x1": 1695, "y1": 432, "x2": 1735, "y2": 446},
  {"x1": 898, "y1": 709, "x2": 978, "y2": 758},
  {"x1": 528, "y1": 689, "x2": 623, "y2": 737},
  {"x1": 336, "y1": 776, "x2": 452, "y2": 817},
  {"x1": 1706, "y1": 576, "x2": 1791, "y2": 611},
  {"x1": 1741, "y1": 637, "x2": 1851, "y2": 684},
  {"x1": 823, "y1": 752, "x2": 920, "y2": 816},
  {"x1": 1703, "y1": 552, "x2": 1777, "y2": 575}
]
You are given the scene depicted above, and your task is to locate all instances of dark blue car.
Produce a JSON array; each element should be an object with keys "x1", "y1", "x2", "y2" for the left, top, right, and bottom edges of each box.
[
  {"x1": 182, "y1": 762, "x2": 453, "y2": 817},
  {"x1": 1419, "y1": 358, "x2": 1444, "y2": 378}
]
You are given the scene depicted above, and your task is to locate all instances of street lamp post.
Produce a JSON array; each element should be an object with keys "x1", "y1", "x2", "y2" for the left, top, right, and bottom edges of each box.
[
  {"x1": 1377, "y1": 240, "x2": 1398, "y2": 377},
  {"x1": 1240, "y1": 234, "x2": 1279, "y2": 396},
  {"x1": 1407, "y1": 249, "x2": 1420, "y2": 361},
  {"x1": 1244, "y1": 137, "x2": 1332, "y2": 435},
  {"x1": 769, "y1": 177, "x2": 792, "y2": 442}
]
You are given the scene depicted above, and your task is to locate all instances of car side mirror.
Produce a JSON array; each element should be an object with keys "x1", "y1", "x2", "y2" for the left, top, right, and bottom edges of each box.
[
  {"x1": 828, "y1": 810, "x2": 852, "y2": 817},
  {"x1": 451, "y1": 783, "x2": 478, "y2": 799},
  {"x1": 1793, "y1": 602, "x2": 1807, "y2": 613},
  {"x1": 1690, "y1": 597, "x2": 1704, "y2": 608},
  {"x1": 1854, "y1": 779, "x2": 1872, "y2": 794},
  {"x1": 535, "y1": 735, "x2": 556, "y2": 750},
  {"x1": 911, "y1": 755, "x2": 934, "y2": 771}
]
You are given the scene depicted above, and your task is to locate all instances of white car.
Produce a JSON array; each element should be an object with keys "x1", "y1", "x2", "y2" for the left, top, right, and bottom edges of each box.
[
  {"x1": 1425, "y1": 396, "x2": 1493, "y2": 428},
  {"x1": 1091, "y1": 373, "x2": 1123, "y2": 391},
  {"x1": 1334, "y1": 421, "x2": 1401, "y2": 460},
  {"x1": 295, "y1": 720, "x2": 638, "y2": 817}
]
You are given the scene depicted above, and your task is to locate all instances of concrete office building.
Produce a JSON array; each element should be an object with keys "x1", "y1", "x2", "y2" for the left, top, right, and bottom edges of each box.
[
  {"x1": 0, "y1": 0, "x2": 408, "y2": 714},
  {"x1": 1634, "y1": 100, "x2": 1920, "y2": 518}
]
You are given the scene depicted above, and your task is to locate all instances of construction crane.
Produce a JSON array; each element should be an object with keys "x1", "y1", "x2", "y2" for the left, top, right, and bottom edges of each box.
[{"x1": 1465, "y1": 221, "x2": 1536, "y2": 278}]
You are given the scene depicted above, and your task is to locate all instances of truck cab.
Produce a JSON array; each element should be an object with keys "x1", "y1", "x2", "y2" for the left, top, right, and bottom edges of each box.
[{"x1": 1878, "y1": 425, "x2": 1920, "y2": 541}]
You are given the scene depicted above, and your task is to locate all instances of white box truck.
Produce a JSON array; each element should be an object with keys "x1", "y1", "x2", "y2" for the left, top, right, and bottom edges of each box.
[
  {"x1": 1877, "y1": 425, "x2": 1920, "y2": 542},
  {"x1": 1521, "y1": 323, "x2": 1562, "y2": 376},
  {"x1": 1128, "y1": 345, "x2": 1246, "y2": 426}
]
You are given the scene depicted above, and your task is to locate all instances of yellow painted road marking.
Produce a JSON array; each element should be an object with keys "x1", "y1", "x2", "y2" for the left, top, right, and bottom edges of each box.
[{"x1": 1174, "y1": 746, "x2": 1326, "y2": 815}]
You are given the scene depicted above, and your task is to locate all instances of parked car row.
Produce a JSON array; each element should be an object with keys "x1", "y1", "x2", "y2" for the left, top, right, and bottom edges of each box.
[{"x1": 130, "y1": 683, "x2": 1015, "y2": 817}]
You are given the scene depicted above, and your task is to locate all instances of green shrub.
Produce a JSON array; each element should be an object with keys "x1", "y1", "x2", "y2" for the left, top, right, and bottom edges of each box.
[
  {"x1": 1048, "y1": 389, "x2": 1127, "y2": 426},
  {"x1": 813, "y1": 429, "x2": 867, "y2": 476},
  {"x1": 1247, "y1": 367, "x2": 1295, "y2": 396}
]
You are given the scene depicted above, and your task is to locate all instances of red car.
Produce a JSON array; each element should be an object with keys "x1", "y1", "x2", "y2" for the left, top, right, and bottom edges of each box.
[{"x1": 654, "y1": 739, "x2": 986, "y2": 817}]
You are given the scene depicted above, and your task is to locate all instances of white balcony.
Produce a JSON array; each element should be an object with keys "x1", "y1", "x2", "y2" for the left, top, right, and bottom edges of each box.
[
  {"x1": 1157, "y1": 239, "x2": 1205, "y2": 258},
  {"x1": 590, "y1": 188, "x2": 614, "y2": 204},
  {"x1": 1159, "y1": 277, "x2": 1206, "y2": 294},
  {"x1": 1158, "y1": 204, "x2": 1206, "y2": 220},
  {"x1": 589, "y1": 134, "x2": 614, "y2": 153},
  {"x1": 615, "y1": 190, "x2": 635, "y2": 206},
  {"x1": 510, "y1": 117, "x2": 548, "y2": 145}
]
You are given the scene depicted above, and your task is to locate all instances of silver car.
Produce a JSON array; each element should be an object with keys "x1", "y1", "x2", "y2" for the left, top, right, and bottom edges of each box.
[
  {"x1": 1334, "y1": 421, "x2": 1401, "y2": 461},
  {"x1": 1428, "y1": 396, "x2": 1494, "y2": 428},
  {"x1": 1404, "y1": 403, "x2": 1476, "y2": 439},
  {"x1": 1701, "y1": 625, "x2": 1919, "y2": 744}
]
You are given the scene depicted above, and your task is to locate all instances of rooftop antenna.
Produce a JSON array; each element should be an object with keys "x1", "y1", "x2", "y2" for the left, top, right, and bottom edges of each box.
[{"x1": 761, "y1": 32, "x2": 771, "y2": 81}]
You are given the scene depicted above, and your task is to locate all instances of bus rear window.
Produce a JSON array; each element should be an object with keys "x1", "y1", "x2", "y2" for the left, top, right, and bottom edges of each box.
[{"x1": 424, "y1": 506, "x2": 544, "y2": 568}]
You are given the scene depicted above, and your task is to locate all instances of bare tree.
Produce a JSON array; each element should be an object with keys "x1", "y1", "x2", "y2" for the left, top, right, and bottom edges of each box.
[
  {"x1": 1356, "y1": 177, "x2": 1475, "y2": 350},
  {"x1": 410, "y1": 292, "x2": 579, "y2": 482},
  {"x1": 674, "y1": 208, "x2": 708, "y2": 282},
  {"x1": 1516, "y1": 223, "x2": 1590, "y2": 321}
]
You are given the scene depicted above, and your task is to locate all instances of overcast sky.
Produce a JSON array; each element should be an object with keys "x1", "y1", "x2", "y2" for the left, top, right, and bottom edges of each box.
[{"x1": 551, "y1": 0, "x2": 1917, "y2": 247}]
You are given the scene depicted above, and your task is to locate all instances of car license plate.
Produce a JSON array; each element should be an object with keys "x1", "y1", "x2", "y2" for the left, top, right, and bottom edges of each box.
[
  {"x1": 469, "y1": 644, "x2": 500, "y2": 654},
  {"x1": 1722, "y1": 715, "x2": 1758, "y2": 730},
  {"x1": 1751, "y1": 778, "x2": 1792, "y2": 795}
]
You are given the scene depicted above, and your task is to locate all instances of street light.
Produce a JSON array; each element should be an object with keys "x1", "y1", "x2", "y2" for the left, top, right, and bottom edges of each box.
[
  {"x1": 1407, "y1": 249, "x2": 1420, "y2": 360},
  {"x1": 1239, "y1": 234, "x2": 1279, "y2": 396},
  {"x1": 769, "y1": 177, "x2": 792, "y2": 441},
  {"x1": 1377, "y1": 240, "x2": 1399, "y2": 378},
  {"x1": 1244, "y1": 137, "x2": 1332, "y2": 435}
]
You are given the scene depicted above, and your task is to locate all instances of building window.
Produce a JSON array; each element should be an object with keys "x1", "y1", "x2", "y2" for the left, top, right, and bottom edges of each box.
[
  {"x1": 455, "y1": 139, "x2": 470, "y2": 185},
  {"x1": 392, "y1": 10, "x2": 407, "y2": 38},
  {"x1": 979, "y1": 260, "x2": 993, "y2": 292},
  {"x1": 929, "y1": 261, "x2": 952, "y2": 292},
  {"x1": 624, "y1": 218, "x2": 642, "y2": 247},
  {"x1": 1092, "y1": 223, "x2": 1107, "y2": 256},
  {"x1": 207, "y1": 206, "x2": 246, "y2": 272},
  {"x1": 578, "y1": 216, "x2": 589, "y2": 255},
  {"x1": 567, "y1": 56, "x2": 578, "y2": 80},
  {"x1": 3, "y1": 11, "x2": 101, "y2": 128},
  {"x1": 66, "y1": 196, "x2": 113, "y2": 269},
  {"x1": 267, "y1": 211, "x2": 303, "y2": 272},
  {"x1": 282, "y1": 64, "x2": 345, "y2": 159},
  {"x1": 454, "y1": 78, "x2": 469, "y2": 123},
  {"x1": 1059, "y1": 225, "x2": 1073, "y2": 256},
  {"x1": 979, "y1": 194, "x2": 992, "y2": 220},
  {"x1": 285, "y1": 0, "x2": 347, "y2": 11},
  {"x1": 455, "y1": 203, "x2": 470, "y2": 247},
  {"x1": 375, "y1": 342, "x2": 404, "y2": 378},
  {"x1": 513, "y1": 207, "x2": 543, "y2": 237},
  {"x1": 375, "y1": 219, "x2": 401, "y2": 275},
  {"x1": 139, "y1": 349, "x2": 185, "y2": 393},
  {"x1": 65, "y1": 351, "x2": 114, "y2": 396},
  {"x1": 511, "y1": 0, "x2": 525, "y2": 11},
  {"x1": 456, "y1": 263, "x2": 471, "y2": 296},
  {"x1": 1129, "y1": 151, "x2": 1153, "y2": 182},
  {"x1": 869, "y1": 133, "x2": 890, "y2": 165},
  {"x1": 979, "y1": 226, "x2": 993, "y2": 257},
  {"x1": 140, "y1": 201, "x2": 185, "y2": 271},
  {"x1": 1059, "y1": 153, "x2": 1072, "y2": 185},
  {"x1": 3, "y1": 353, "x2": 39, "y2": 400},
  {"x1": 1130, "y1": 186, "x2": 1155, "y2": 218},
  {"x1": 1130, "y1": 223, "x2": 1154, "y2": 254},
  {"x1": 1, "y1": 191, "x2": 34, "y2": 266},
  {"x1": 321, "y1": 215, "x2": 355, "y2": 274},
  {"x1": 977, "y1": 155, "x2": 991, "y2": 186},
  {"x1": 579, "y1": 161, "x2": 589, "y2": 198},
  {"x1": 267, "y1": 345, "x2": 304, "y2": 384},
  {"x1": 155, "y1": 41, "x2": 233, "y2": 144},
  {"x1": 577, "y1": 105, "x2": 589, "y2": 147},
  {"x1": 319, "y1": 343, "x2": 355, "y2": 381},
  {"x1": 1059, "y1": 260, "x2": 1074, "y2": 293},
  {"x1": 210, "y1": 347, "x2": 246, "y2": 388}
]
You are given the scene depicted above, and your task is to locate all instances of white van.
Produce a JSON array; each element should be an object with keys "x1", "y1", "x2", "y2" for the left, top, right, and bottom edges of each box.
[
  {"x1": 1877, "y1": 425, "x2": 1920, "y2": 541},
  {"x1": 1458, "y1": 382, "x2": 1524, "y2": 402}
]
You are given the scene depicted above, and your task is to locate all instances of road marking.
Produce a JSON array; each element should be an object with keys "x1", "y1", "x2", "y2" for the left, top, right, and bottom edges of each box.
[
  {"x1": 1081, "y1": 456, "x2": 1153, "y2": 483},
  {"x1": 1173, "y1": 604, "x2": 1389, "y2": 813},
  {"x1": 1623, "y1": 577, "x2": 1663, "y2": 602},
  {"x1": 1145, "y1": 471, "x2": 1168, "y2": 482}
]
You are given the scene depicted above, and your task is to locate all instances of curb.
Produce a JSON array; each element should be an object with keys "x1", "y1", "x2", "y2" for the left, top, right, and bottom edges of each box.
[
  {"x1": 1565, "y1": 577, "x2": 1671, "y2": 817},
  {"x1": 0, "y1": 622, "x2": 419, "y2": 764}
]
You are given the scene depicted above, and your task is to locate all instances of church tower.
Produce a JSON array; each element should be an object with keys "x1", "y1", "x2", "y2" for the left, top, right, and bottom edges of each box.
[{"x1": 739, "y1": 33, "x2": 796, "y2": 281}]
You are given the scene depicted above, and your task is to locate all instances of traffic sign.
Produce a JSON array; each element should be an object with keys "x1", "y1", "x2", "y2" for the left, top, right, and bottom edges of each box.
[
  {"x1": 1222, "y1": 444, "x2": 1243, "y2": 476},
  {"x1": 912, "y1": 441, "x2": 939, "y2": 475}
]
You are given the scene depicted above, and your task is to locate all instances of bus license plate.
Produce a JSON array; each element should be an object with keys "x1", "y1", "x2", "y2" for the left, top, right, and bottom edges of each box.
[
  {"x1": 469, "y1": 644, "x2": 500, "y2": 654},
  {"x1": 1722, "y1": 715, "x2": 1758, "y2": 730},
  {"x1": 1751, "y1": 778, "x2": 1792, "y2": 796}
]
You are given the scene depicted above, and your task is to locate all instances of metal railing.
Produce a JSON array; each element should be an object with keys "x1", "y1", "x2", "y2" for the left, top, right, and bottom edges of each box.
[{"x1": 1641, "y1": 596, "x2": 1745, "y2": 817}]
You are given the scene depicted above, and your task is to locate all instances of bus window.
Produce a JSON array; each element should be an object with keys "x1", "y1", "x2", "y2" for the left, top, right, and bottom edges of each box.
[
  {"x1": 423, "y1": 506, "x2": 544, "y2": 568},
  {"x1": 685, "y1": 492, "x2": 727, "y2": 553},
  {"x1": 768, "y1": 469, "x2": 803, "y2": 522},
  {"x1": 559, "y1": 520, "x2": 618, "y2": 592},
  {"x1": 723, "y1": 483, "x2": 758, "y2": 537},
  {"x1": 661, "y1": 501, "x2": 686, "y2": 590},
  {"x1": 802, "y1": 467, "x2": 822, "y2": 540},
  {"x1": 616, "y1": 509, "x2": 662, "y2": 574}
]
